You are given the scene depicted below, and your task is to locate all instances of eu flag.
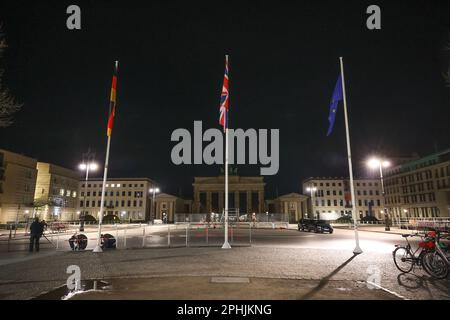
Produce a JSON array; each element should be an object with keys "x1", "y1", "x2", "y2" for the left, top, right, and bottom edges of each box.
[{"x1": 326, "y1": 74, "x2": 343, "y2": 136}]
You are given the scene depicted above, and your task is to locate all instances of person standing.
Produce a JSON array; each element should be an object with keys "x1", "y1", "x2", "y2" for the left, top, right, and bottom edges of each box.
[{"x1": 29, "y1": 217, "x2": 44, "y2": 252}]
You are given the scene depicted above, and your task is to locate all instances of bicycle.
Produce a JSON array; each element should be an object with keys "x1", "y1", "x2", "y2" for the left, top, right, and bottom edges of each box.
[
  {"x1": 421, "y1": 231, "x2": 450, "y2": 279},
  {"x1": 392, "y1": 233, "x2": 435, "y2": 274}
]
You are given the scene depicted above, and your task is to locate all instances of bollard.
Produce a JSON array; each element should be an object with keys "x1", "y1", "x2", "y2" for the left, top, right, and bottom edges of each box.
[
  {"x1": 115, "y1": 224, "x2": 119, "y2": 249},
  {"x1": 8, "y1": 228, "x2": 12, "y2": 252},
  {"x1": 186, "y1": 223, "x2": 188, "y2": 247},
  {"x1": 124, "y1": 227, "x2": 127, "y2": 248},
  {"x1": 206, "y1": 226, "x2": 208, "y2": 245},
  {"x1": 168, "y1": 224, "x2": 171, "y2": 247},
  {"x1": 142, "y1": 226, "x2": 146, "y2": 248},
  {"x1": 249, "y1": 222, "x2": 252, "y2": 244},
  {"x1": 56, "y1": 234, "x2": 59, "y2": 250},
  {"x1": 231, "y1": 226, "x2": 233, "y2": 243}
]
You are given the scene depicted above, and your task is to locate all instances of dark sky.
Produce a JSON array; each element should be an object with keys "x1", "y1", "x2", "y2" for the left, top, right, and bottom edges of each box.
[{"x1": 0, "y1": 0, "x2": 449, "y2": 199}]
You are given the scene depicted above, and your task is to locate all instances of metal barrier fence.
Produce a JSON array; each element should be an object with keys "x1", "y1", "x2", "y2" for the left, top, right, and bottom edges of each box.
[
  {"x1": 0, "y1": 223, "x2": 264, "y2": 252},
  {"x1": 174, "y1": 213, "x2": 289, "y2": 223}
]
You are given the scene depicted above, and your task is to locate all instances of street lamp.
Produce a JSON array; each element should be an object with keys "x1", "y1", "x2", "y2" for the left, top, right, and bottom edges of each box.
[
  {"x1": 367, "y1": 157, "x2": 391, "y2": 230},
  {"x1": 78, "y1": 152, "x2": 98, "y2": 232},
  {"x1": 306, "y1": 186, "x2": 317, "y2": 220},
  {"x1": 149, "y1": 187, "x2": 160, "y2": 224}
]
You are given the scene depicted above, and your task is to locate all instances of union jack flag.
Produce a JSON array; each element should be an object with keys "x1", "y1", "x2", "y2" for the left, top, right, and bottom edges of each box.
[{"x1": 219, "y1": 55, "x2": 229, "y2": 132}]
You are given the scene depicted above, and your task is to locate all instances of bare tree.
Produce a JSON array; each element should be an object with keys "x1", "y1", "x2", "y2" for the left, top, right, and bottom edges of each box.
[{"x1": 0, "y1": 26, "x2": 22, "y2": 127}]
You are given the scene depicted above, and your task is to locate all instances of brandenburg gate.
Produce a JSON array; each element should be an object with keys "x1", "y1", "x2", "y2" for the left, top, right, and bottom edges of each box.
[{"x1": 192, "y1": 176, "x2": 265, "y2": 214}]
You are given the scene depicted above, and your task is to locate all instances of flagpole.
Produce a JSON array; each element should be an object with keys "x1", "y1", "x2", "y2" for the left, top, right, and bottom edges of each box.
[
  {"x1": 222, "y1": 55, "x2": 231, "y2": 249},
  {"x1": 339, "y1": 57, "x2": 362, "y2": 255},
  {"x1": 93, "y1": 60, "x2": 118, "y2": 253}
]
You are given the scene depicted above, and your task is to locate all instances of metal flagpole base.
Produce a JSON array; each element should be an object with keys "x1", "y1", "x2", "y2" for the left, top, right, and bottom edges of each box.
[
  {"x1": 221, "y1": 241, "x2": 231, "y2": 249},
  {"x1": 353, "y1": 245, "x2": 363, "y2": 255},
  {"x1": 93, "y1": 245, "x2": 103, "y2": 253}
]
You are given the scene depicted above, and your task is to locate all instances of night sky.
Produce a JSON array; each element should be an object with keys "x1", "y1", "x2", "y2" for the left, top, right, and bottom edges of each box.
[{"x1": 0, "y1": 1, "x2": 449, "y2": 199}]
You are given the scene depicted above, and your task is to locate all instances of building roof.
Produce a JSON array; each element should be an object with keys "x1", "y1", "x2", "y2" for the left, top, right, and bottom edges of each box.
[{"x1": 385, "y1": 148, "x2": 450, "y2": 175}]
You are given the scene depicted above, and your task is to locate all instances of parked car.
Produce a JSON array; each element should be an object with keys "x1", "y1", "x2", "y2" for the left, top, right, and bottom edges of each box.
[{"x1": 298, "y1": 219, "x2": 333, "y2": 234}]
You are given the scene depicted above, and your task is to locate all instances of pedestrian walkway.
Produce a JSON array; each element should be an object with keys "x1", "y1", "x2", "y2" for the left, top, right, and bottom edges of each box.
[{"x1": 0, "y1": 250, "x2": 60, "y2": 267}]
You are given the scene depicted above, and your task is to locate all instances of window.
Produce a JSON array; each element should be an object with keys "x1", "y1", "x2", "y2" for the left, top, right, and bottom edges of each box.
[
  {"x1": 121, "y1": 200, "x2": 125, "y2": 206},
  {"x1": 110, "y1": 191, "x2": 114, "y2": 196},
  {"x1": 139, "y1": 200, "x2": 143, "y2": 207},
  {"x1": 122, "y1": 191, "x2": 125, "y2": 196},
  {"x1": 133, "y1": 200, "x2": 137, "y2": 207},
  {"x1": 80, "y1": 201, "x2": 84, "y2": 207},
  {"x1": 87, "y1": 192, "x2": 90, "y2": 196},
  {"x1": 60, "y1": 189, "x2": 65, "y2": 196}
]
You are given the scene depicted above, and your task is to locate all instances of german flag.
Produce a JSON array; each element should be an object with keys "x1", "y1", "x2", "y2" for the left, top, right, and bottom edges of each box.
[{"x1": 107, "y1": 61, "x2": 118, "y2": 137}]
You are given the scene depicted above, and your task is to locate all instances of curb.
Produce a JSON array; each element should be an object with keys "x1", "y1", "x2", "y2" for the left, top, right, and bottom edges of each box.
[{"x1": 333, "y1": 226, "x2": 406, "y2": 236}]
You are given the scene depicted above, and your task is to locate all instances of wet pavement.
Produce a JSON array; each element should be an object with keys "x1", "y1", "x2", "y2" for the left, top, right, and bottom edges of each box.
[{"x1": 0, "y1": 228, "x2": 449, "y2": 300}]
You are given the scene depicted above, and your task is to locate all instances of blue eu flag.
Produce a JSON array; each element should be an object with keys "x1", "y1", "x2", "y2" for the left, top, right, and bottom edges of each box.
[{"x1": 326, "y1": 75, "x2": 343, "y2": 136}]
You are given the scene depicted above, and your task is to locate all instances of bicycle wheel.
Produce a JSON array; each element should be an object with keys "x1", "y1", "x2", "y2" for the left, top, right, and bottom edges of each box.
[
  {"x1": 393, "y1": 246, "x2": 414, "y2": 273},
  {"x1": 422, "y1": 251, "x2": 449, "y2": 279}
]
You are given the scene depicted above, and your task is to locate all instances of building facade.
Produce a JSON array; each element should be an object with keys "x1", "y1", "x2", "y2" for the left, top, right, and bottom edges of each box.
[
  {"x1": 0, "y1": 149, "x2": 38, "y2": 223},
  {"x1": 154, "y1": 193, "x2": 192, "y2": 223},
  {"x1": 192, "y1": 176, "x2": 265, "y2": 214},
  {"x1": 78, "y1": 178, "x2": 156, "y2": 222},
  {"x1": 33, "y1": 162, "x2": 79, "y2": 221},
  {"x1": 302, "y1": 177, "x2": 384, "y2": 221},
  {"x1": 266, "y1": 193, "x2": 309, "y2": 223},
  {"x1": 384, "y1": 149, "x2": 450, "y2": 219}
]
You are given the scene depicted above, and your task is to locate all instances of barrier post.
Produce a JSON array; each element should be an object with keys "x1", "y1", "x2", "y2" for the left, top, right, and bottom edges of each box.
[
  {"x1": 8, "y1": 229, "x2": 12, "y2": 252},
  {"x1": 56, "y1": 234, "x2": 59, "y2": 250},
  {"x1": 249, "y1": 222, "x2": 252, "y2": 244},
  {"x1": 168, "y1": 224, "x2": 171, "y2": 247},
  {"x1": 115, "y1": 224, "x2": 119, "y2": 249},
  {"x1": 124, "y1": 227, "x2": 127, "y2": 248},
  {"x1": 206, "y1": 226, "x2": 208, "y2": 245},
  {"x1": 185, "y1": 223, "x2": 188, "y2": 247},
  {"x1": 142, "y1": 226, "x2": 146, "y2": 248}
]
